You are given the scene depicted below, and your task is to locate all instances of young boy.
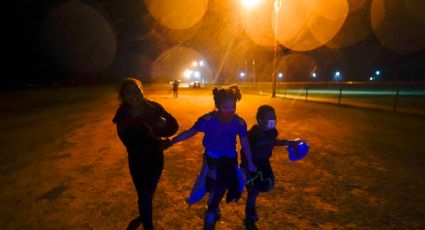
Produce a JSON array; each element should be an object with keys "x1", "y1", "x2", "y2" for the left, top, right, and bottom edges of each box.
[{"x1": 240, "y1": 105, "x2": 290, "y2": 227}]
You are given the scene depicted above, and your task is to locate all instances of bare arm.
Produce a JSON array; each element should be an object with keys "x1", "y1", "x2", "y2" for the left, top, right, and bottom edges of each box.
[
  {"x1": 275, "y1": 138, "x2": 289, "y2": 147},
  {"x1": 240, "y1": 136, "x2": 257, "y2": 172},
  {"x1": 171, "y1": 128, "x2": 199, "y2": 144}
]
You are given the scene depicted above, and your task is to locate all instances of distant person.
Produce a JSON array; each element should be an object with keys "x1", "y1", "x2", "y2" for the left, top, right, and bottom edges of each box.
[
  {"x1": 169, "y1": 85, "x2": 257, "y2": 230},
  {"x1": 172, "y1": 80, "x2": 179, "y2": 98},
  {"x1": 112, "y1": 77, "x2": 178, "y2": 230},
  {"x1": 240, "y1": 105, "x2": 293, "y2": 229}
]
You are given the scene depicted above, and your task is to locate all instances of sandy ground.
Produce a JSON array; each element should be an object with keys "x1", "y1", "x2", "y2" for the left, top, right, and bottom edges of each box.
[{"x1": 1, "y1": 85, "x2": 425, "y2": 229}]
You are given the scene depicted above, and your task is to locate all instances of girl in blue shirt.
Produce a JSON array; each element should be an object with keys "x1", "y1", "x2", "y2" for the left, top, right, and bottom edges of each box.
[{"x1": 170, "y1": 85, "x2": 256, "y2": 229}]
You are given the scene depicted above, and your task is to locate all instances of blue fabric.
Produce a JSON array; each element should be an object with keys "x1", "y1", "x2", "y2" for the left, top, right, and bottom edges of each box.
[
  {"x1": 187, "y1": 158, "x2": 209, "y2": 205},
  {"x1": 187, "y1": 155, "x2": 246, "y2": 206},
  {"x1": 193, "y1": 112, "x2": 247, "y2": 159}
]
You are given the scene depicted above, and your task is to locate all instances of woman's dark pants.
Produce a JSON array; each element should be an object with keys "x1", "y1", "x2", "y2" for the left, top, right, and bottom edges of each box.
[{"x1": 128, "y1": 150, "x2": 164, "y2": 230}]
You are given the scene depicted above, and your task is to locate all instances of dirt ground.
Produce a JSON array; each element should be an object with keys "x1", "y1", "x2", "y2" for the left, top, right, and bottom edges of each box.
[{"x1": 1, "y1": 85, "x2": 425, "y2": 229}]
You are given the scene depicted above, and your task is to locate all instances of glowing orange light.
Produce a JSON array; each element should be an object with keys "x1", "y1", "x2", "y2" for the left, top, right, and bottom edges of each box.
[
  {"x1": 152, "y1": 47, "x2": 212, "y2": 82},
  {"x1": 241, "y1": 0, "x2": 261, "y2": 10},
  {"x1": 145, "y1": 0, "x2": 208, "y2": 30},
  {"x1": 274, "y1": 0, "x2": 349, "y2": 51}
]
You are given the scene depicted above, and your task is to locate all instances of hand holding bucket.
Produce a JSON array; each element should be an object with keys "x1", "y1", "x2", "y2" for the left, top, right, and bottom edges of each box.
[{"x1": 287, "y1": 139, "x2": 309, "y2": 162}]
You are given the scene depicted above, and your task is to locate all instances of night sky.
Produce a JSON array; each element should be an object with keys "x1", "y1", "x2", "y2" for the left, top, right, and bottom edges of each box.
[{"x1": 5, "y1": 0, "x2": 425, "y2": 86}]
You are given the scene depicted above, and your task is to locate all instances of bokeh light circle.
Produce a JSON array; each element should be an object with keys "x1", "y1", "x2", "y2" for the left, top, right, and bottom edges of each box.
[
  {"x1": 151, "y1": 47, "x2": 212, "y2": 83},
  {"x1": 348, "y1": 0, "x2": 368, "y2": 13},
  {"x1": 145, "y1": 0, "x2": 208, "y2": 30},
  {"x1": 274, "y1": 0, "x2": 348, "y2": 51},
  {"x1": 41, "y1": 1, "x2": 116, "y2": 73},
  {"x1": 371, "y1": 0, "x2": 425, "y2": 55},
  {"x1": 240, "y1": 0, "x2": 275, "y2": 48},
  {"x1": 326, "y1": 0, "x2": 372, "y2": 49}
]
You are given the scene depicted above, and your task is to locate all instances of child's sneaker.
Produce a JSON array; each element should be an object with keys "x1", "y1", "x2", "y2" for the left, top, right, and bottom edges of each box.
[{"x1": 246, "y1": 208, "x2": 259, "y2": 221}]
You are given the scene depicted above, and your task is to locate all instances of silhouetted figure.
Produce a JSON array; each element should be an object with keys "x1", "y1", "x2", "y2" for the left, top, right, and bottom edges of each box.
[
  {"x1": 113, "y1": 77, "x2": 178, "y2": 230},
  {"x1": 172, "y1": 80, "x2": 179, "y2": 98}
]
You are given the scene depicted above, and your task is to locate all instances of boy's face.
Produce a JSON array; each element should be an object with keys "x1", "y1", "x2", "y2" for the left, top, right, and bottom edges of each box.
[
  {"x1": 123, "y1": 84, "x2": 143, "y2": 107},
  {"x1": 258, "y1": 111, "x2": 276, "y2": 130}
]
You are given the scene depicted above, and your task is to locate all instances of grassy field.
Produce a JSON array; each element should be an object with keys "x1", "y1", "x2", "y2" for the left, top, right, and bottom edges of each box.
[
  {"x1": 1, "y1": 84, "x2": 425, "y2": 229},
  {"x1": 239, "y1": 82, "x2": 425, "y2": 115}
]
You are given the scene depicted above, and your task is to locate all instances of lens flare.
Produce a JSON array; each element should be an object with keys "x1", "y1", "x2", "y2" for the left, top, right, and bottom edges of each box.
[
  {"x1": 41, "y1": 1, "x2": 116, "y2": 73},
  {"x1": 371, "y1": 0, "x2": 425, "y2": 55},
  {"x1": 241, "y1": 0, "x2": 261, "y2": 10},
  {"x1": 348, "y1": 0, "x2": 367, "y2": 13},
  {"x1": 145, "y1": 0, "x2": 208, "y2": 30},
  {"x1": 240, "y1": 0, "x2": 275, "y2": 48},
  {"x1": 157, "y1": 24, "x2": 202, "y2": 43},
  {"x1": 274, "y1": 0, "x2": 348, "y2": 51},
  {"x1": 326, "y1": 0, "x2": 371, "y2": 49},
  {"x1": 151, "y1": 47, "x2": 212, "y2": 83}
]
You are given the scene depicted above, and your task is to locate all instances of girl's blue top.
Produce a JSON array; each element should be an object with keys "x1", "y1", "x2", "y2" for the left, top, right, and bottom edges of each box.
[{"x1": 193, "y1": 112, "x2": 247, "y2": 159}]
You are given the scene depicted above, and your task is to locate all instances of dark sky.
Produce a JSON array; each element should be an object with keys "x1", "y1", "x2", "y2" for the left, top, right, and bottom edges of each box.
[{"x1": 4, "y1": 0, "x2": 425, "y2": 85}]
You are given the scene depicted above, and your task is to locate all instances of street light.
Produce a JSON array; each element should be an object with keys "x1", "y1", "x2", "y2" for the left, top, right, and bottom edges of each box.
[
  {"x1": 194, "y1": 71, "x2": 201, "y2": 79},
  {"x1": 240, "y1": 72, "x2": 246, "y2": 79},
  {"x1": 334, "y1": 71, "x2": 341, "y2": 81},
  {"x1": 312, "y1": 72, "x2": 317, "y2": 79},
  {"x1": 192, "y1": 60, "x2": 206, "y2": 85},
  {"x1": 183, "y1": 69, "x2": 192, "y2": 79},
  {"x1": 241, "y1": 0, "x2": 261, "y2": 10},
  {"x1": 272, "y1": 0, "x2": 282, "y2": 98},
  {"x1": 252, "y1": 60, "x2": 256, "y2": 88}
]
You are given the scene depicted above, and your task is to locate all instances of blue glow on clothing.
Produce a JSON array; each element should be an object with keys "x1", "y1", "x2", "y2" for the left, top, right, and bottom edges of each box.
[{"x1": 193, "y1": 112, "x2": 247, "y2": 158}]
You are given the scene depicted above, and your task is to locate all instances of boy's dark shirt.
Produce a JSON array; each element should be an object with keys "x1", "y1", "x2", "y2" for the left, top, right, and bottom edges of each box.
[{"x1": 242, "y1": 125, "x2": 278, "y2": 164}]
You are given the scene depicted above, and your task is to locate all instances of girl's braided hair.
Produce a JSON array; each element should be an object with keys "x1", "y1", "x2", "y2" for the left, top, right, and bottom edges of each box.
[{"x1": 212, "y1": 85, "x2": 242, "y2": 107}]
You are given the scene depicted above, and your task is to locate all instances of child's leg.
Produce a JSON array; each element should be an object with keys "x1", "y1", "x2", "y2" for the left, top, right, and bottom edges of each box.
[
  {"x1": 207, "y1": 180, "x2": 227, "y2": 219},
  {"x1": 246, "y1": 187, "x2": 260, "y2": 221},
  {"x1": 128, "y1": 153, "x2": 164, "y2": 230}
]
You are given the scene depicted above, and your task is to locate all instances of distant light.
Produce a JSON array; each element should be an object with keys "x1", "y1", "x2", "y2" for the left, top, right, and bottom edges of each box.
[
  {"x1": 375, "y1": 70, "x2": 380, "y2": 76},
  {"x1": 241, "y1": 0, "x2": 261, "y2": 10},
  {"x1": 192, "y1": 61, "x2": 198, "y2": 67},
  {"x1": 274, "y1": 0, "x2": 281, "y2": 12},
  {"x1": 278, "y1": 72, "x2": 283, "y2": 78},
  {"x1": 312, "y1": 72, "x2": 317, "y2": 78},
  {"x1": 334, "y1": 71, "x2": 342, "y2": 81},
  {"x1": 183, "y1": 69, "x2": 192, "y2": 79},
  {"x1": 240, "y1": 72, "x2": 246, "y2": 78},
  {"x1": 369, "y1": 77, "x2": 373, "y2": 81},
  {"x1": 194, "y1": 71, "x2": 201, "y2": 78},
  {"x1": 199, "y1": 61, "x2": 204, "y2": 66}
]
